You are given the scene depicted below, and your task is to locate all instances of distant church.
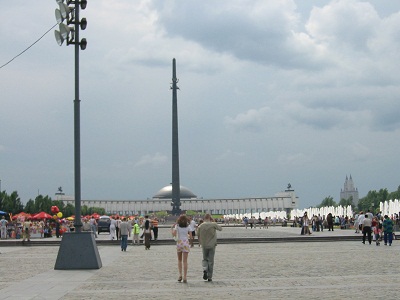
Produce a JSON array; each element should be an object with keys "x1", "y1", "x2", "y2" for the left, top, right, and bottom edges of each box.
[{"x1": 340, "y1": 175, "x2": 359, "y2": 206}]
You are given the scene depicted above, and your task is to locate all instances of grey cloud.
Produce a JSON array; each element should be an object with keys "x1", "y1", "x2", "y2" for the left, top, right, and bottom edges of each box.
[{"x1": 152, "y1": 0, "x2": 325, "y2": 69}]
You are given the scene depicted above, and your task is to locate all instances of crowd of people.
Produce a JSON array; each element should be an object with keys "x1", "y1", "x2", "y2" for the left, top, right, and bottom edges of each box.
[
  {"x1": 297, "y1": 210, "x2": 397, "y2": 246},
  {"x1": 0, "y1": 216, "x2": 73, "y2": 241}
]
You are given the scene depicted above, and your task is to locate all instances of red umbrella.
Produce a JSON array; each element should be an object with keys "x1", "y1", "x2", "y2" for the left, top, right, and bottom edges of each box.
[
  {"x1": 12, "y1": 212, "x2": 31, "y2": 220},
  {"x1": 32, "y1": 212, "x2": 53, "y2": 220},
  {"x1": 91, "y1": 213, "x2": 100, "y2": 219}
]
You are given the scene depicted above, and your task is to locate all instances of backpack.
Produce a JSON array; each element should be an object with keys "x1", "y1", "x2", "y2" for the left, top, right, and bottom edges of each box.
[{"x1": 145, "y1": 220, "x2": 150, "y2": 230}]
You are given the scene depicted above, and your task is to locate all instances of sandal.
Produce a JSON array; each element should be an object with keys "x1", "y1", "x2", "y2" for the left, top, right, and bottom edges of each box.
[
  {"x1": 178, "y1": 276, "x2": 182, "y2": 282},
  {"x1": 183, "y1": 279, "x2": 187, "y2": 283}
]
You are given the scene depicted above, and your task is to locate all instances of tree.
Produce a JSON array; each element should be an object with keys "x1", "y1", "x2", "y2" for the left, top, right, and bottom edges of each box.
[
  {"x1": 387, "y1": 185, "x2": 400, "y2": 200},
  {"x1": 155, "y1": 211, "x2": 168, "y2": 219},
  {"x1": 64, "y1": 203, "x2": 75, "y2": 217},
  {"x1": 24, "y1": 199, "x2": 36, "y2": 214},
  {"x1": 339, "y1": 197, "x2": 354, "y2": 208},
  {"x1": 34, "y1": 195, "x2": 52, "y2": 213},
  {"x1": 317, "y1": 196, "x2": 337, "y2": 208},
  {"x1": 1, "y1": 191, "x2": 24, "y2": 214}
]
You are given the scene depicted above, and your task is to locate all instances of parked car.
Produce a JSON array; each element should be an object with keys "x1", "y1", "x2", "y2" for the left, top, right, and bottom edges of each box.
[{"x1": 97, "y1": 216, "x2": 111, "y2": 234}]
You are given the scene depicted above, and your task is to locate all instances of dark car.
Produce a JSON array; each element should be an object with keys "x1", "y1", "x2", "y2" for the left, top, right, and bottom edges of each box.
[{"x1": 97, "y1": 216, "x2": 111, "y2": 234}]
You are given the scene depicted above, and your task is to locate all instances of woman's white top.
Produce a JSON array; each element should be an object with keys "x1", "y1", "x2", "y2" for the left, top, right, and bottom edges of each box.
[{"x1": 177, "y1": 226, "x2": 190, "y2": 241}]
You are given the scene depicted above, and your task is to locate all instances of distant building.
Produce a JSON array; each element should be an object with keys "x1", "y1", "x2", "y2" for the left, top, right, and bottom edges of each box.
[
  {"x1": 340, "y1": 175, "x2": 359, "y2": 205},
  {"x1": 56, "y1": 184, "x2": 298, "y2": 216}
]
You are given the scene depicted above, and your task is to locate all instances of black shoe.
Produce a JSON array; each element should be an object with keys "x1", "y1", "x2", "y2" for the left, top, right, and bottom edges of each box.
[
  {"x1": 208, "y1": 279, "x2": 212, "y2": 282},
  {"x1": 203, "y1": 271, "x2": 208, "y2": 280}
]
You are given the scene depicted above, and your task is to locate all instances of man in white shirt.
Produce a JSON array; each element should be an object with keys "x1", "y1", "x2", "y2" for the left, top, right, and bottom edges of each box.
[
  {"x1": 188, "y1": 217, "x2": 196, "y2": 248},
  {"x1": 0, "y1": 216, "x2": 8, "y2": 239}
]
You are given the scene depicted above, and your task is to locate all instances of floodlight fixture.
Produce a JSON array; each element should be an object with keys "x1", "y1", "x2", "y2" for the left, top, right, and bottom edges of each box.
[
  {"x1": 59, "y1": 23, "x2": 73, "y2": 40},
  {"x1": 80, "y1": 38, "x2": 87, "y2": 50},
  {"x1": 54, "y1": 30, "x2": 64, "y2": 46},
  {"x1": 60, "y1": 2, "x2": 73, "y2": 19},
  {"x1": 55, "y1": 8, "x2": 63, "y2": 23},
  {"x1": 80, "y1": 18, "x2": 87, "y2": 30},
  {"x1": 81, "y1": 0, "x2": 87, "y2": 10}
]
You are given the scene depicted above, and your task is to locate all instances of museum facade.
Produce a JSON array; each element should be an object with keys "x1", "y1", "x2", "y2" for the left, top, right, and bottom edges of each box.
[{"x1": 56, "y1": 185, "x2": 298, "y2": 216}]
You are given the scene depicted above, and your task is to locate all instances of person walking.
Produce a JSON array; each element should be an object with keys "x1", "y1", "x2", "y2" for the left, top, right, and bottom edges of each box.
[
  {"x1": 383, "y1": 215, "x2": 394, "y2": 246},
  {"x1": 171, "y1": 215, "x2": 192, "y2": 283},
  {"x1": 301, "y1": 212, "x2": 311, "y2": 235},
  {"x1": 362, "y1": 214, "x2": 372, "y2": 245},
  {"x1": 197, "y1": 214, "x2": 222, "y2": 282},
  {"x1": 132, "y1": 220, "x2": 140, "y2": 245},
  {"x1": 188, "y1": 216, "x2": 196, "y2": 247},
  {"x1": 115, "y1": 217, "x2": 121, "y2": 240},
  {"x1": 0, "y1": 216, "x2": 8, "y2": 239},
  {"x1": 110, "y1": 216, "x2": 116, "y2": 240},
  {"x1": 120, "y1": 217, "x2": 129, "y2": 251},
  {"x1": 152, "y1": 217, "x2": 159, "y2": 241},
  {"x1": 142, "y1": 215, "x2": 152, "y2": 250},
  {"x1": 22, "y1": 218, "x2": 32, "y2": 243},
  {"x1": 327, "y1": 213, "x2": 334, "y2": 231},
  {"x1": 89, "y1": 216, "x2": 98, "y2": 238}
]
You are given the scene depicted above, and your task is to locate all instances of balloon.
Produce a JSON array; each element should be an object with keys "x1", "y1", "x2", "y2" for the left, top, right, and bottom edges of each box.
[
  {"x1": 57, "y1": 212, "x2": 63, "y2": 218},
  {"x1": 51, "y1": 206, "x2": 60, "y2": 214},
  {"x1": 53, "y1": 215, "x2": 58, "y2": 220}
]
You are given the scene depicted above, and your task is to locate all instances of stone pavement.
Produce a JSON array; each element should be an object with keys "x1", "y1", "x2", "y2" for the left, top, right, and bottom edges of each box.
[{"x1": 1, "y1": 226, "x2": 399, "y2": 299}]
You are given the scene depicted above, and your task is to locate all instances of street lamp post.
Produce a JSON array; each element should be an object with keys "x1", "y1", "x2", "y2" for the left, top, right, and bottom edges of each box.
[{"x1": 53, "y1": 0, "x2": 101, "y2": 270}]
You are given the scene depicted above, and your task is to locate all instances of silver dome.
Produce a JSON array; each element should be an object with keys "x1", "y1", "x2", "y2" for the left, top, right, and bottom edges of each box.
[{"x1": 153, "y1": 184, "x2": 197, "y2": 199}]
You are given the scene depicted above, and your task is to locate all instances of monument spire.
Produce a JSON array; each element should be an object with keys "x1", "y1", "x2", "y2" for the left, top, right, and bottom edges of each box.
[{"x1": 171, "y1": 58, "x2": 181, "y2": 215}]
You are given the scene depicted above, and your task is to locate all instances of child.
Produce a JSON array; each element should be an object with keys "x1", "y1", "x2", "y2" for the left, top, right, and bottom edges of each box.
[{"x1": 373, "y1": 222, "x2": 382, "y2": 246}]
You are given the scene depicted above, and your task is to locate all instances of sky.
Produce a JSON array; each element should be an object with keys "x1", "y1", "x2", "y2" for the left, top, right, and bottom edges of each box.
[{"x1": 1, "y1": 0, "x2": 400, "y2": 209}]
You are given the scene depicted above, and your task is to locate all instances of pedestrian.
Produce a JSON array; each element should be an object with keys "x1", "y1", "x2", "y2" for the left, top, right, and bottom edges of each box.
[
  {"x1": 197, "y1": 213, "x2": 222, "y2": 282},
  {"x1": 89, "y1": 216, "x2": 98, "y2": 238},
  {"x1": 357, "y1": 212, "x2": 365, "y2": 233},
  {"x1": 327, "y1": 213, "x2": 334, "y2": 231},
  {"x1": 0, "y1": 216, "x2": 8, "y2": 239},
  {"x1": 132, "y1": 220, "x2": 140, "y2": 245},
  {"x1": 263, "y1": 217, "x2": 269, "y2": 229},
  {"x1": 171, "y1": 215, "x2": 192, "y2": 283},
  {"x1": 152, "y1": 217, "x2": 159, "y2": 241},
  {"x1": 362, "y1": 214, "x2": 372, "y2": 245},
  {"x1": 109, "y1": 216, "x2": 116, "y2": 240},
  {"x1": 188, "y1": 216, "x2": 196, "y2": 247},
  {"x1": 115, "y1": 217, "x2": 121, "y2": 240},
  {"x1": 249, "y1": 217, "x2": 254, "y2": 229},
  {"x1": 55, "y1": 220, "x2": 61, "y2": 238},
  {"x1": 301, "y1": 212, "x2": 311, "y2": 235},
  {"x1": 354, "y1": 213, "x2": 360, "y2": 233},
  {"x1": 142, "y1": 215, "x2": 152, "y2": 250},
  {"x1": 22, "y1": 218, "x2": 31, "y2": 243},
  {"x1": 373, "y1": 219, "x2": 382, "y2": 246},
  {"x1": 120, "y1": 217, "x2": 129, "y2": 251},
  {"x1": 382, "y1": 215, "x2": 394, "y2": 246},
  {"x1": 82, "y1": 218, "x2": 91, "y2": 232},
  {"x1": 243, "y1": 217, "x2": 248, "y2": 229}
]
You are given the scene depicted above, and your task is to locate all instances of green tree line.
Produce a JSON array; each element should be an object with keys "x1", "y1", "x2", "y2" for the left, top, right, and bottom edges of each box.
[
  {"x1": 317, "y1": 185, "x2": 400, "y2": 213},
  {"x1": 0, "y1": 191, "x2": 105, "y2": 217}
]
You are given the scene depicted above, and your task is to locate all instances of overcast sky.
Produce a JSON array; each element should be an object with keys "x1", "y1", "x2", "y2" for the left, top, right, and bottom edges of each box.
[{"x1": 1, "y1": 0, "x2": 400, "y2": 209}]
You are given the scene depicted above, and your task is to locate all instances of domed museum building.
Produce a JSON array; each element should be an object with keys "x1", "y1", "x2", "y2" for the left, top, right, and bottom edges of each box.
[{"x1": 57, "y1": 184, "x2": 298, "y2": 216}]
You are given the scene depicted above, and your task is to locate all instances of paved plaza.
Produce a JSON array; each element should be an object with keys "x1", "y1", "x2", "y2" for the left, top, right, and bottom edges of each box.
[{"x1": 1, "y1": 226, "x2": 399, "y2": 299}]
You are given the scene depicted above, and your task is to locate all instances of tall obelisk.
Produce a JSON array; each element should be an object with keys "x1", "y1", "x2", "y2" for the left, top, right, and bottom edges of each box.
[{"x1": 171, "y1": 58, "x2": 181, "y2": 215}]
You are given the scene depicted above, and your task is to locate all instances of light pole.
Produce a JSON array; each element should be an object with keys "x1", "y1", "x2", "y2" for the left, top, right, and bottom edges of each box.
[{"x1": 53, "y1": 0, "x2": 101, "y2": 270}]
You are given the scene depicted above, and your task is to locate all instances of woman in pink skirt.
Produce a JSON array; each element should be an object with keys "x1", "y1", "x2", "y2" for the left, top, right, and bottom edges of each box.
[{"x1": 171, "y1": 215, "x2": 192, "y2": 283}]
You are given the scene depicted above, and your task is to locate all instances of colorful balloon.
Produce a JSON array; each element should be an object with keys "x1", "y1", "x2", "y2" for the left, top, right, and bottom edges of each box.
[
  {"x1": 57, "y1": 212, "x2": 63, "y2": 218},
  {"x1": 51, "y1": 206, "x2": 59, "y2": 214}
]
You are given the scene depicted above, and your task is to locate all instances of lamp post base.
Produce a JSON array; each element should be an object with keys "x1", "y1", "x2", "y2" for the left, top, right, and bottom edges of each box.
[{"x1": 54, "y1": 231, "x2": 102, "y2": 270}]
